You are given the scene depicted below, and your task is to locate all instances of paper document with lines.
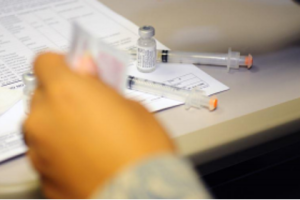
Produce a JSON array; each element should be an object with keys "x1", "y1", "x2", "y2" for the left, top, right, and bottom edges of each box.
[{"x1": 0, "y1": 0, "x2": 228, "y2": 162}]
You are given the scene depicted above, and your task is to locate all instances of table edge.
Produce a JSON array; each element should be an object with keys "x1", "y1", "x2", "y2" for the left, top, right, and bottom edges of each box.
[{"x1": 176, "y1": 97, "x2": 300, "y2": 165}]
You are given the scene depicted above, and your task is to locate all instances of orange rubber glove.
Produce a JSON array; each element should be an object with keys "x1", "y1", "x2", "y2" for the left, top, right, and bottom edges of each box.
[{"x1": 23, "y1": 53, "x2": 175, "y2": 199}]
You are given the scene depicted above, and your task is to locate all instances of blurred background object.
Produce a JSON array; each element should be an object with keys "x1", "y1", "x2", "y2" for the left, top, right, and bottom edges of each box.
[{"x1": 100, "y1": 0, "x2": 300, "y2": 55}]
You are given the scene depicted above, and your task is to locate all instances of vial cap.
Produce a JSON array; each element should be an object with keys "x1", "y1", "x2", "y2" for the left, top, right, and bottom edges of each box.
[
  {"x1": 22, "y1": 71, "x2": 36, "y2": 89},
  {"x1": 139, "y1": 26, "x2": 155, "y2": 38}
]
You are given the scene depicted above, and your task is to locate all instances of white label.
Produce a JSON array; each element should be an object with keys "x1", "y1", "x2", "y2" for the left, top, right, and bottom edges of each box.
[{"x1": 137, "y1": 46, "x2": 156, "y2": 72}]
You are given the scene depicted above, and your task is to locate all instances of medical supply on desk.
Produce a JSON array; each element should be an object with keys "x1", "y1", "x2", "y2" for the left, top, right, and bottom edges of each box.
[
  {"x1": 136, "y1": 26, "x2": 157, "y2": 73},
  {"x1": 127, "y1": 76, "x2": 218, "y2": 111},
  {"x1": 68, "y1": 23, "x2": 218, "y2": 111},
  {"x1": 22, "y1": 72, "x2": 36, "y2": 114},
  {"x1": 129, "y1": 48, "x2": 253, "y2": 72}
]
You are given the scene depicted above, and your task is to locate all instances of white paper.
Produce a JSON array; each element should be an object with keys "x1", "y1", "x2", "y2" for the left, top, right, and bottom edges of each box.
[
  {"x1": 0, "y1": 87, "x2": 22, "y2": 116},
  {"x1": 0, "y1": 101, "x2": 26, "y2": 162},
  {"x1": 0, "y1": 0, "x2": 229, "y2": 162}
]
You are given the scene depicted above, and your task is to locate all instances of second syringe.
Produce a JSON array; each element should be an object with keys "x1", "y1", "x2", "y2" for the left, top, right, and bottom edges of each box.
[
  {"x1": 127, "y1": 76, "x2": 218, "y2": 111},
  {"x1": 129, "y1": 48, "x2": 253, "y2": 72}
]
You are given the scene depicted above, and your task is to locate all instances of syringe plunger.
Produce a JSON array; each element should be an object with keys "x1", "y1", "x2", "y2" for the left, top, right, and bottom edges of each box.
[{"x1": 185, "y1": 88, "x2": 218, "y2": 111}]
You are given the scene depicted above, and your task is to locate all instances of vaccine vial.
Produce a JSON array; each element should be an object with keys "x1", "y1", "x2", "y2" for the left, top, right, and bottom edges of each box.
[
  {"x1": 22, "y1": 72, "x2": 36, "y2": 114},
  {"x1": 137, "y1": 26, "x2": 157, "y2": 73}
]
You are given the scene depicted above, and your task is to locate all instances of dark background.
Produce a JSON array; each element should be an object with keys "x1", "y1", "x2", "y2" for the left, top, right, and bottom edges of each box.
[{"x1": 195, "y1": 130, "x2": 300, "y2": 198}]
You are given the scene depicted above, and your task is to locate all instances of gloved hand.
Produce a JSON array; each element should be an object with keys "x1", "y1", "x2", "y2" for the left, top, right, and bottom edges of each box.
[{"x1": 23, "y1": 52, "x2": 175, "y2": 199}]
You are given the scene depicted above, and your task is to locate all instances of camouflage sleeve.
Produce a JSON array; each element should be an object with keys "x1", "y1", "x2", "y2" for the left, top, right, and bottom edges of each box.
[{"x1": 92, "y1": 154, "x2": 211, "y2": 199}]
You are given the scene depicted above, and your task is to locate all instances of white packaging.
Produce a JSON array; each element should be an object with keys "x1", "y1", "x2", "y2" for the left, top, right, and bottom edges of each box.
[{"x1": 68, "y1": 22, "x2": 128, "y2": 93}]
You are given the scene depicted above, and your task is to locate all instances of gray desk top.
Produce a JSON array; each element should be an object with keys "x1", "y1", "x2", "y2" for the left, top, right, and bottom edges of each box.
[
  {"x1": 101, "y1": 0, "x2": 300, "y2": 161},
  {"x1": 99, "y1": 0, "x2": 300, "y2": 161},
  {"x1": 1, "y1": 0, "x2": 300, "y2": 198}
]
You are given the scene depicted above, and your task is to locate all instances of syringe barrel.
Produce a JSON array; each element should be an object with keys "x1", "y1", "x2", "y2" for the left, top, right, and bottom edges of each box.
[
  {"x1": 159, "y1": 50, "x2": 246, "y2": 68},
  {"x1": 164, "y1": 51, "x2": 229, "y2": 65},
  {"x1": 127, "y1": 76, "x2": 189, "y2": 102}
]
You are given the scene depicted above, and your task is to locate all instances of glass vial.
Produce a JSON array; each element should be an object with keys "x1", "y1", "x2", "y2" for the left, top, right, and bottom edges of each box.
[
  {"x1": 22, "y1": 72, "x2": 36, "y2": 114},
  {"x1": 137, "y1": 26, "x2": 157, "y2": 73}
]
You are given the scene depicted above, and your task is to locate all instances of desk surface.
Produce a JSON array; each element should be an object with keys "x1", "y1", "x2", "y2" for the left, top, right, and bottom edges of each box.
[
  {"x1": 159, "y1": 47, "x2": 300, "y2": 163},
  {"x1": 99, "y1": 0, "x2": 300, "y2": 162},
  {"x1": 1, "y1": 0, "x2": 300, "y2": 198}
]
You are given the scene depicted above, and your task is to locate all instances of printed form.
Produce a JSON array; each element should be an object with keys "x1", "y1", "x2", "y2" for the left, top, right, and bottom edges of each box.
[{"x1": 0, "y1": 0, "x2": 229, "y2": 162}]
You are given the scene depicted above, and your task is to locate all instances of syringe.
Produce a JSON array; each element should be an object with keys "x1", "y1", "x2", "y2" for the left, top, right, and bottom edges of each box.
[
  {"x1": 21, "y1": 71, "x2": 217, "y2": 111},
  {"x1": 127, "y1": 76, "x2": 218, "y2": 111},
  {"x1": 128, "y1": 48, "x2": 253, "y2": 72}
]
